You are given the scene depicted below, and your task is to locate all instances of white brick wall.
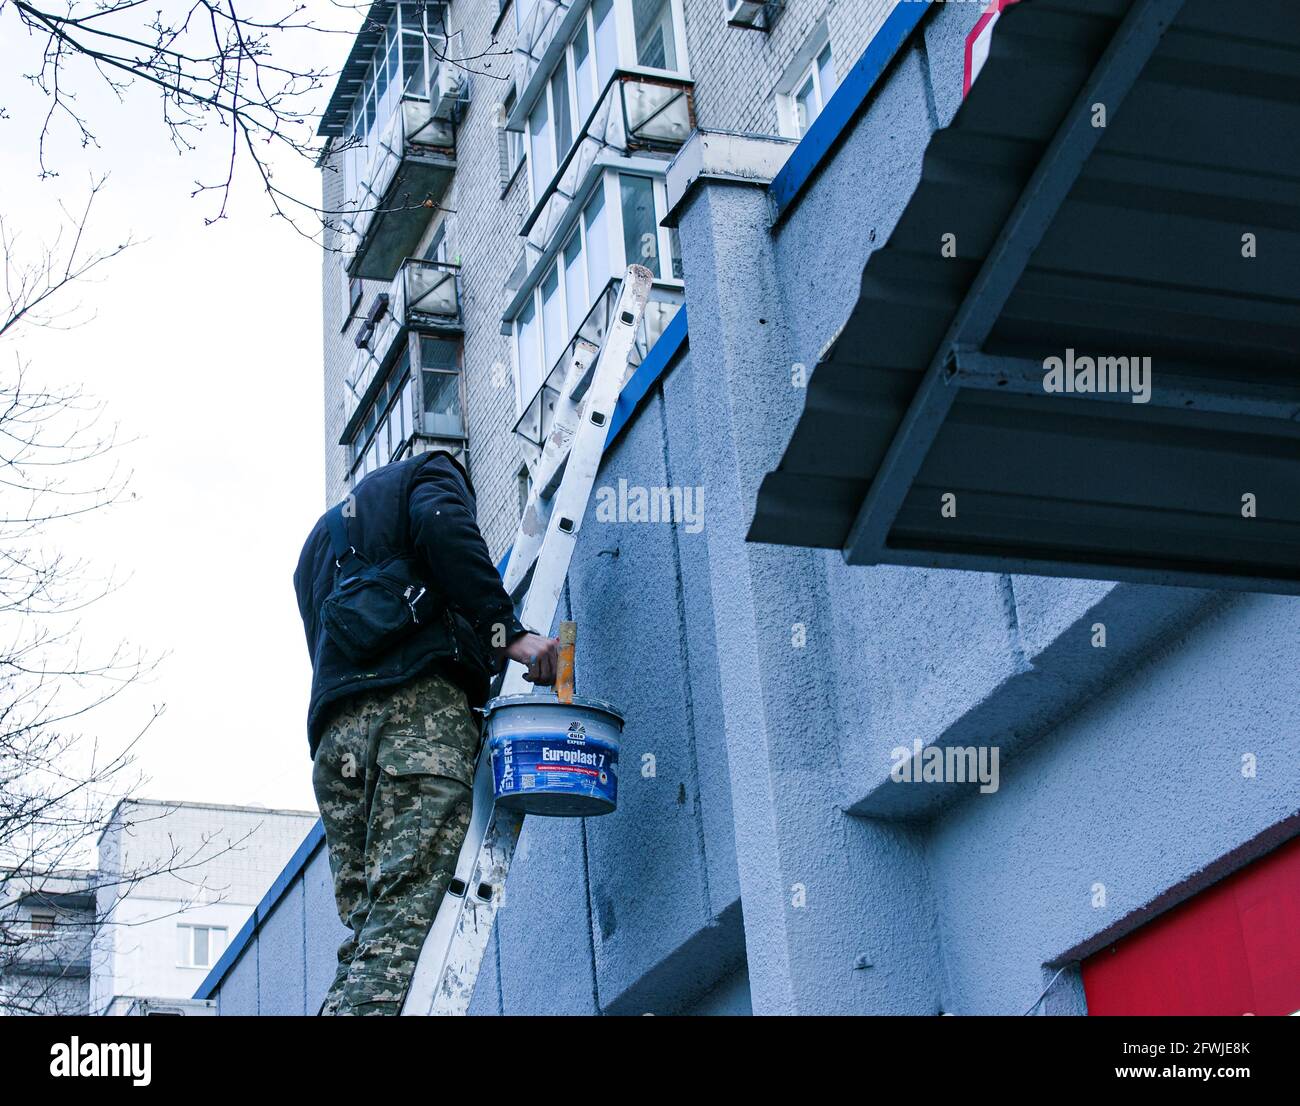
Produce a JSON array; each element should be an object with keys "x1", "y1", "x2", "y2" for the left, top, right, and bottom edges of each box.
[{"x1": 319, "y1": 0, "x2": 905, "y2": 556}]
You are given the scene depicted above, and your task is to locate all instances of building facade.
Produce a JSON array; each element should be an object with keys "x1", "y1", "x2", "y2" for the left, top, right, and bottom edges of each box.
[
  {"x1": 204, "y1": 0, "x2": 1300, "y2": 1015},
  {"x1": 92, "y1": 800, "x2": 317, "y2": 1015},
  {"x1": 0, "y1": 870, "x2": 97, "y2": 1015},
  {"x1": 2, "y1": 801, "x2": 315, "y2": 1015}
]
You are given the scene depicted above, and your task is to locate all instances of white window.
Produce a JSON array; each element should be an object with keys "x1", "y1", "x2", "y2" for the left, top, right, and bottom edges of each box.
[
  {"x1": 584, "y1": 185, "x2": 612, "y2": 300},
  {"x1": 562, "y1": 231, "x2": 587, "y2": 333},
  {"x1": 178, "y1": 924, "x2": 228, "y2": 969},
  {"x1": 350, "y1": 351, "x2": 420, "y2": 476},
  {"x1": 631, "y1": 0, "x2": 677, "y2": 71},
  {"x1": 516, "y1": 298, "x2": 542, "y2": 407},
  {"x1": 512, "y1": 170, "x2": 679, "y2": 411},
  {"x1": 778, "y1": 33, "x2": 837, "y2": 140},
  {"x1": 619, "y1": 173, "x2": 660, "y2": 278},
  {"x1": 593, "y1": 0, "x2": 618, "y2": 88},
  {"x1": 573, "y1": 23, "x2": 596, "y2": 124},
  {"x1": 499, "y1": 89, "x2": 526, "y2": 187},
  {"x1": 524, "y1": 0, "x2": 688, "y2": 205},
  {"x1": 541, "y1": 264, "x2": 565, "y2": 369},
  {"x1": 528, "y1": 93, "x2": 554, "y2": 197}
]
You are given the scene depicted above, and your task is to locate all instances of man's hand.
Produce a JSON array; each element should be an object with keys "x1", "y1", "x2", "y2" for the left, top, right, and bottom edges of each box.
[{"x1": 504, "y1": 633, "x2": 560, "y2": 685}]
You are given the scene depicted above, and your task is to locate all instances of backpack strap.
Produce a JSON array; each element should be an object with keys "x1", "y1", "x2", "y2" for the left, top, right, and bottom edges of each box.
[{"x1": 325, "y1": 504, "x2": 357, "y2": 568}]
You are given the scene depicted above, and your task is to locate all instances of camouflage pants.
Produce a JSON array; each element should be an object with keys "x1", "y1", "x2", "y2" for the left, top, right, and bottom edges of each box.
[{"x1": 311, "y1": 672, "x2": 479, "y2": 1016}]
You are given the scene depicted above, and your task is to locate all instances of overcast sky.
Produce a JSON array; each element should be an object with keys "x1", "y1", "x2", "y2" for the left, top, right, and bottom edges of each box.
[{"x1": 2, "y1": 5, "x2": 361, "y2": 815}]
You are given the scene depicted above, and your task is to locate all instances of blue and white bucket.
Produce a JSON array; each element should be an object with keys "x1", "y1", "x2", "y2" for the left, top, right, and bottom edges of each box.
[{"x1": 484, "y1": 694, "x2": 623, "y2": 817}]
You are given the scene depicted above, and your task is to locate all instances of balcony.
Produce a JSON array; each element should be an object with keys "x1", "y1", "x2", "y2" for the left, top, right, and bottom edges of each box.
[
  {"x1": 513, "y1": 275, "x2": 683, "y2": 464},
  {"x1": 343, "y1": 258, "x2": 462, "y2": 440},
  {"x1": 342, "y1": 93, "x2": 457, "y2": 280},
  {"x1": 514, "y1": 0, "x2": 574, "y2": 98},
  {"x1": 524, "y1": 72, "x2": 694, "y2": 258}
]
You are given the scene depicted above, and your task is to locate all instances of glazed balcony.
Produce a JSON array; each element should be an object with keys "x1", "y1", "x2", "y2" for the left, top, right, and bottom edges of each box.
[
  {"x1": 341, "y1": 92, "x2": 457, "y2": 281},
  {"x1": 523, "y1": 72, "x2": 694, "y2": 258},
  {"x1": 513, "y1": 274, "x2": 683, "y2": 464},
  {"x1": 344, "y1": 258, "x2": 462, "y2": 438}
]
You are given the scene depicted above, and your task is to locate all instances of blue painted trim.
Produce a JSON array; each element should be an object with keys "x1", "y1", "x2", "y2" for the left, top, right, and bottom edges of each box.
[
  {"x1": 608, "y1": 305, "x2": 689, "y2": 449},
  {"x1": 769, "y1": 0, "x2": 934, "y2": 222},
  {"x1": 193, "y1": 820, "x2": 327, "y2": 1000},
  {"x1": 196, "y1": 311, "x2": 691, "y2": 1006}
]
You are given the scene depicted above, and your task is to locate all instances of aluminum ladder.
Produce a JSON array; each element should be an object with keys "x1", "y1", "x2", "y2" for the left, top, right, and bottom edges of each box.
[{"x1": 401, "y1": 264, "x2": 653, "y2": 1015}]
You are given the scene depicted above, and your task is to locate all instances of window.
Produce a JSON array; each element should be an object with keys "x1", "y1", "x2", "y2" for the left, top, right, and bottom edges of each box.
[
  {"x1": 517, "y1": 298, "x2": 542, "y2": 405},
  {"x1": 573, "y1": 24, "x2": 596, "y2": 123},
  {"x1": 346, "y1": 275, "x2": 364, "y2": 328},
  {"x1": 562, "y1": 232, "x2": 587, "y2": 334},
  {"x1": 528, "y1": 93, "x2": 554, "y2": 197},
  {"x1": 779, "y1": 35, "x2": 837, "y2": 139},
  {"x1": 584, "y1": 185, "x2": 611, "y2": 298},
  {"x1": 419, "y1": 337, "x2": 464, "y2": 438},
  {"x1": 498, "y1": 89, "x2": 526, "y2": 188},
  {"x1": 541, "y1": 264, "x2": 565, "y2": 369},
  {"x1": 593, "y1": 0, "x2": 618, "y2": 88},
  {"x1": 523, "y1": 0, "x2": 686, "y2": 205},
  {"x1": 512, "y1": 170, "x2": 676, "y2": 410},
  {"x1": 349, "y1": 350, "x2": 419, "y2": 478},
  {"x1": 518, "y1": 466, "x2": 533, "y2": 517},
  {"x1": 632, "y1": 0, "x2": 677, "y2": 71},
  {"x1": 551, "y1": 65, "x2": 573, "y2": 165},
  {"x1": 29, "y1": 912, "x2": 56, "y2": 934},
  {"x1": 620, "y1": 174, "x2": 660, "y2": 278},
  {"x1": 424, "y1": 222, "x2": 449, "y2": 263},
  {"x1": 178, "y1": 924, "x2": 227, "y2": 969},
  {"x1": 341, "y1": 4, "x2": 449, "y2": 197}
]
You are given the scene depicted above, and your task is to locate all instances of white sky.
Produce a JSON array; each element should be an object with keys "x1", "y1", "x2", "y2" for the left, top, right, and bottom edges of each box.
[{"x1": 1, "y1": 4, "x2": 362, "y2": 814}]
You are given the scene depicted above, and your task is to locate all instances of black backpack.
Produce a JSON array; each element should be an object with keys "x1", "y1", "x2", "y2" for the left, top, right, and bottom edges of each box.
[{"x1": 320, "y1": 502, "x2": 439, "y2": 663}]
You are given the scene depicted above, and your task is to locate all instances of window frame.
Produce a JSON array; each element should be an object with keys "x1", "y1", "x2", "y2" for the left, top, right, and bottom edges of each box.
[
  {"x1": 522, "y1": 0, "x2": 690, "y2": 207},
  {"x1": 776, "y1": 28, "x2": 837, "y2": 140},
  {"x1": 177, "y1": 923, "x2": 228, "y2": 970},
  {"x1": 511, "y1": 168, "x2": 679, "y2": 413}
]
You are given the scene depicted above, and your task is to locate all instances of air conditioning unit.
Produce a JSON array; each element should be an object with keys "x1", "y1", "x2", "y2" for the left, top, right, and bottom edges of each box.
[
  {"x1": 431, "y1": 63, "x2": 468, "y2": 121},
  {"x1": 724, "y1": 0, "x2": 767, "y2": 29}
]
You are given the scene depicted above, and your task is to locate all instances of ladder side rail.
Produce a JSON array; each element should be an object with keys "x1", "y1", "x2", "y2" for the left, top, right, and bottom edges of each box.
[{"x1": 402, "y1": 266, "x2": 653, "y2": 1015}]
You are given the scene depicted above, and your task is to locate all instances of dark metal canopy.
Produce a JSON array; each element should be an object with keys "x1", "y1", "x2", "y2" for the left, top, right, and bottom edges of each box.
[{"x1": 750, "y1": 0, "x2": 1300, "y2": 593}]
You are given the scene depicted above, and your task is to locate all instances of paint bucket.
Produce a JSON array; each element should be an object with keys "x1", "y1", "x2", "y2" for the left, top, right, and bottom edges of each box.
[{"x1": 484, "y1": 693, "x2": 623, "y2": 817}]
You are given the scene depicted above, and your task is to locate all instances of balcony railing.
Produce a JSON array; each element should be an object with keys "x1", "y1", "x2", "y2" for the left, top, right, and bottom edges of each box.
[
  {"x1": 342, "y1": 92, "x2": 457, "y2": 280},
  {"x1": 344, "y1": 258, "x2": 462, "y2": 437},
  {"x1": 10, "y1": 928, "x2": 92, "y2": 974},
  {"x1": 525, "y1": 72, "x2": 694, "y2": 257},
  {"x1": 514, "y1": 0, "x2": 572, "y2": 98},
  {"x1": 513, "y1": 276, "x2": 684, "y2": 460}
]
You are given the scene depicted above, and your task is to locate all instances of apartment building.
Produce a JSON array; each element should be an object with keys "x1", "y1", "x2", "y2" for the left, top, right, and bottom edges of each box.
[
  {"x1": 318, "y1": 0, "x2": 900, "y2": 558},
  {"x1": 0, "y1": 870, "x2": 97, "y2": 1015},
  {"x1": 206, "y1": 0, "x2": 1300, "y2": 1015},
  {"x1": 91, "y1": 800, "x2": 317, "y2": 1015},
  {"x1": 1, "y1": 801, "x2": 315, "y2": 1015}
]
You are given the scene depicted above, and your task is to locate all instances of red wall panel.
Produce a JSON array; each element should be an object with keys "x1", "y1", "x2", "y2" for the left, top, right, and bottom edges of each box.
[{"x1": 1082, "y1": 834, "x2": 1300, "y2": 1016}]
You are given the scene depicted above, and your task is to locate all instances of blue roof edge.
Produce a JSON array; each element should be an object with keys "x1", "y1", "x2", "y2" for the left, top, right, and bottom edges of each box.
[{"x1": 769, "y1": 0, "x2": 934, "y2": 222}]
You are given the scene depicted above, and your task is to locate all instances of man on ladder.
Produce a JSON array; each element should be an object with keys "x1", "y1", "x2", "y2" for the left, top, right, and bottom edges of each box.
[{"x1": 293, "y1": 450, "x2": 558, "y2": 1016}]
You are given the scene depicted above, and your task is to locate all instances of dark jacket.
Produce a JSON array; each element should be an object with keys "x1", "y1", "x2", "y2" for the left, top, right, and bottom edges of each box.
[{"x1": 293, "y1": 451, "x2": 525, "y2": 756}]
